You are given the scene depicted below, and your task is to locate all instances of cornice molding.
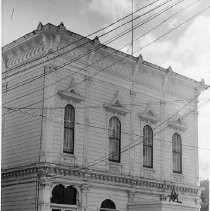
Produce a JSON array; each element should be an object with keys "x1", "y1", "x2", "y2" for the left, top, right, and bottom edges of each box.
[
  {"x1": 58, "y1": 78, "x2": 85, "y2": 103},
  {"x1": 103, "y1": 90, "x2": 129, "y2": 116},
  {"x1": 138, "y1": 104, "x2": 159, "y2": 124},
  {"x1": 2, "y1": 164, "x2": 199, "y2": 196},
  {"x1": 3, "y1": 22, "x2": 202, "y2": 88},
  {"x1": 168, "y1": 117, "x2": 188, "y2": 131}
]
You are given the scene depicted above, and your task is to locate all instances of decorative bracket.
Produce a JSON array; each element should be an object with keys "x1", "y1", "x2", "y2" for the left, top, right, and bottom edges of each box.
[
  {"x1": 58, "y1": 78, "x2": 85, "y2": 103},
  {"x1": 138, "y1": 103, "x2": 159, "y2": 124},
  {"x1": 160, "y1": 186, "x2": 182, "y2": 203},
  {"x1": 168, "y1": 116, "x2": 187, "y2": 131},
  {"x1": 103, "y1": 91, "x2": 128, "y2": 115}
]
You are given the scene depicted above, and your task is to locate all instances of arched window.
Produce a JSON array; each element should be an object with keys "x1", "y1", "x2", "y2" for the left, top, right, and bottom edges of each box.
[
  {"x1": 100, "y1": 199, "x2": 116, "y2": 211},
  {"x1": 143, "y1": 125, "x2": 153, "y2": 168},
  {"x1": 51, "y1": 185, "x2": 77, "y2": 205},
  {"x1": 108, "y1": 117, "x2": 121, "y2": 162},
  {"x1": 63, "y1": 104, "x2": 75, "y2": 154},
  {"x1": 172, "y1": 133, "x2": 182, "y2": 174}
]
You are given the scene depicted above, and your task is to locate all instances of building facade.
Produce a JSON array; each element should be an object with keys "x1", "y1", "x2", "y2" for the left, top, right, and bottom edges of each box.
[{"x1": 2, "y1": 22, "x2": 208, "y2": 211}]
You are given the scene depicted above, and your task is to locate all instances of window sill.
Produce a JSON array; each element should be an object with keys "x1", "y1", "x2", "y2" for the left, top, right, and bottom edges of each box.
[
  {"x1": 60, "y1": 153, "x2": 75, "y2": 166},
  {"x1": 51, "y1": 203, "x2": 77, "y2": 210},
  {"x1": 171, "y1": 173, "x2": 184, "y2": 183},
  {"x1": 107, "y1": 161, "x2": 122, "y2": 174},
  {"x1": 141, "y1": 167, "x2": 155, "y2": 179}
]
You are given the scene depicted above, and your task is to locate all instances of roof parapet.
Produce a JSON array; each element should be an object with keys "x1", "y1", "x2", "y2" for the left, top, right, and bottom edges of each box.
[
  {"x1": 195, "y1": 79, "x2": 209, "y2": 97},
  {"x1": 199, "y1": 79, "x2": 209, "y2": 90},
  {"x1": 92, "y1": 36, "x2": 100, "y2": 47},
  {"x1": 37, "y1": 22, "x2": 43, "y2": 31},
  {"x1": 58, "y1": 22, "x2": 66, "y2": 31},
  {"x1": 136, "y1": 54, "x2": 144, "y2": 63},
  {"x1": 167, "y1": 66, "x2": 173, "y2": 74}
]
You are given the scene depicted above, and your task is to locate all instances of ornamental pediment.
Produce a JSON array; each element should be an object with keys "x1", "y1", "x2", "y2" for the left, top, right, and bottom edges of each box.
[
  {"x1": 138, "y1": 104, "x2": 159, "y2": 124},
  {"x1": 103, "y1": 91, "x2": 128, "y2": 115},
  {"x1": 58, "y1": 78, "x2": 84, "y2": 103},
  {"x1": 168, "y1": 116, "x2": 187, "y2": 131}
]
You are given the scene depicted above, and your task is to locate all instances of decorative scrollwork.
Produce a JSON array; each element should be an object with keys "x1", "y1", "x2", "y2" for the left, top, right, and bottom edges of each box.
[{"x1": 169, "y1": 186, "x2": 182, "y2": 203}]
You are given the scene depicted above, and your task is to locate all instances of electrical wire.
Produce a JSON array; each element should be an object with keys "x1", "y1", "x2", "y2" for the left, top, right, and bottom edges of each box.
[
  {"x1": 2, "y1": 0, "x2": 163, "y2": 75},
  {"x1": 2, "y1": 1, "x2": 204, "y2": 111},
  {"x1": 2, "y1": 0, "x2": 182, "y2": 91},
  {"x1": 3, "y1": 98, "x2": 208, "y2": 200}
]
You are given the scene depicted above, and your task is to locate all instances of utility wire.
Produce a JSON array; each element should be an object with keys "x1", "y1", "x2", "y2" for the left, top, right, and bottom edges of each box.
[
  {"x1": 100, "y1": 0, "x2": 199, "y2": 49},
  {"x1": 80, "y1": 97, "x2": 196, "y2": 168},
  {"x1": 3, "y1": 0, "x2": 179, "y2": 89},
  {"x1": 5, "y1": 97, "x2": 210, "y2": 158},
  {"x1": 2, "y1": 0, "x2": 173, "y2": 78},
  {"x1": 4, "y1": 98, "x2": 201, "y2": 139},
  {"x1": 1, "y1": 1, "x2": 197, "y2": 107},
  {"x1": 4, "y1": 97, "x2": 209, "y2": 197},
  {"x1": 19, "y1": 7, "x2": 210, "y2": 110},
  {"x1": 79, "y1": 100, "x2": 209, "y2": 170}
]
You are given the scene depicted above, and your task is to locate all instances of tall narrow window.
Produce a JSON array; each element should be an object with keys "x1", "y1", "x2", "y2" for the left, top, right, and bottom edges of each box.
[
  {"x1": 63, "y1": 104, "x2": 75, "y2": 154},
  {"x1": 109, "y1": 117, "x2": 121, "y2": 162},
  {"x1": 172, "y1": 133, "x2": 182, "y2": 174},
  {"x1": 143, "y1": 125, "x2": 153, "y2": 168}
]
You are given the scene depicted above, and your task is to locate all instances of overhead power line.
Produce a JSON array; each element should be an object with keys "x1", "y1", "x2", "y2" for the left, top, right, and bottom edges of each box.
[
  {"x1": 5, "y1": 96, "x2": 210, "y2": 154},
  {"x1": 3, "y1": 94, "x2": 210, "y2": 195},
  {"x1": 2, "y1": 0, "x2": 172, "y2": 78},
  {"x1": 3, "y1": 0, "x2": 184, "y2": 93},
  {"x1": 3, "y1": 5, "x2": 209, "y2": 121},
  {"x1": 2, "y1": 0, "x2": 198, "y2": 109},
  {"x1": 77, "y1": 99, "x2": 209, "y2": 170},
  {"x1": 4, "y1": 97, "x2": 210, "y2": 111}
]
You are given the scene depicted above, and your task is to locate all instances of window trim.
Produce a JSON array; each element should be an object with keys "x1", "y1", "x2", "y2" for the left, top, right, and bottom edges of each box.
[
  {"x1": 108, "y1": 117, "x2": 121, "y2": 163},
  {"x1": 172, "y1": 133, "x2": 182, "y2": 174},
  {"x1": 50, "y1": 185, "x2": 78, "y2": 206},
  {"x1": 51, "y1": 203, "x2": 77, "y2": 211},
  {"x1": 100, "y1": 199, "x2": 117, "y2": 211},
  {"x1": 63, "y1": 104, "x2": 75, "y2": 154},
  {"x1": 143, "y1": 125, "x2": 153, "y2": 168}
]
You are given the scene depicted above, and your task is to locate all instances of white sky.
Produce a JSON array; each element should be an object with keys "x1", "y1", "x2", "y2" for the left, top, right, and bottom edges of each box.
[{"x1": 2, "y1": 0, "x2": 210, "y2": 180}]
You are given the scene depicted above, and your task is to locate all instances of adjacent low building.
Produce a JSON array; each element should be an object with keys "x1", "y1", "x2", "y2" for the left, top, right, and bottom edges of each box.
[{"x1": 2, "y1": 22, "x2": 208, "y2": 211}]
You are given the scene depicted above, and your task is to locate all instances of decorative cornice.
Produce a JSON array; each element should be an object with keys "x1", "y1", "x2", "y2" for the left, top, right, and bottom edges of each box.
[
  {"x1": 168, "y1": 117, "x2": 188, "y2": 131},
  {"x1": 2, "y1": 166, "x2": 38, "y2": 180},
  {"x1": 138, "y1": 104, "x2": 159, "y2": 124},
  {"x1": 58, "y1": 78, "x2": 85, "y2": 103},
  {"x1": 58, "y1": 91, "x2": 85, "y2": 102},
  {"x1": 2, "y1": 164, "x2": 199, "y2": 196},
  {"x1": 103, "y1": 104, "x2": 128, "y2": 116},
  {"x1": 2, "y1": 22, "x2": 202, "y2": 89},
  {"x1": 103, "y1": 90, "x2": 129, "y2": 116}
]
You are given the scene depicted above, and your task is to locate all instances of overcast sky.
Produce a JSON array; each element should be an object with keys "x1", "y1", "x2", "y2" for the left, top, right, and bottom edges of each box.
[{"x1": 2, "y1": 0, "x2": 210, "y2": 180}]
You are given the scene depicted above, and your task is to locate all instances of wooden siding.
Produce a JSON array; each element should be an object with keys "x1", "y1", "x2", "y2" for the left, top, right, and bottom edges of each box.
[
  {"x1": 1, "y1": 179, "x2": 36, "y2": 211},
  {"x1": 48, "y1": 57, "x2": 199, "y2": 186},
  {"x1": 2, "y1": 67, "x2": 45, "y2": 169}
]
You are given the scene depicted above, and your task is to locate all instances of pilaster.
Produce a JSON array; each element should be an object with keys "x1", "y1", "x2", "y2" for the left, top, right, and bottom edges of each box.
[
  {"x1": 83, "y1": 76, "x2": 92, "y2": 167},
  {"x1": 129, "y1": 88, "x2": 136, "y2": 175},
  {"x1": 38, "y1": 177, "x2": 53, "y2": 211},
  {"x1": 40, "y1": 65, "x2": 56, "y2": 163},
  {"x1": 160, "y1": 100, "x2": 166, "y2": 180},
  {"x1": 80, "y1": 184, "x2": 89, "y2": 211}
]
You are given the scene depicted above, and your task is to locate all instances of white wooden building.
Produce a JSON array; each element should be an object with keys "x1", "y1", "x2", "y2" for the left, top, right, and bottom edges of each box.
[{"x1": 2, "y1": 22, "x2": 208, "y2": 211}]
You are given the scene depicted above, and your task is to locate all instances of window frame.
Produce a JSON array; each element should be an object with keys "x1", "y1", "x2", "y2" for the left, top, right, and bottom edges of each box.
[
  {"x1": 172, "y1": 133, "x2": 182, "y2": 174},
  {"x1": 50, "y1": 185, "x2": 78, "y2": 211},
  {"x1": 108, "y1": 117, "x2": 121, "y2": 163},
  {"x1": 143, "y1": 125, "x2": 153, "y2": 168},
  {"x1": 63, "y1": 104, "x2": 75, "y2": 154},
  {"x1": 100, "y1": 199, "x2": 117, "y2": 211}
]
